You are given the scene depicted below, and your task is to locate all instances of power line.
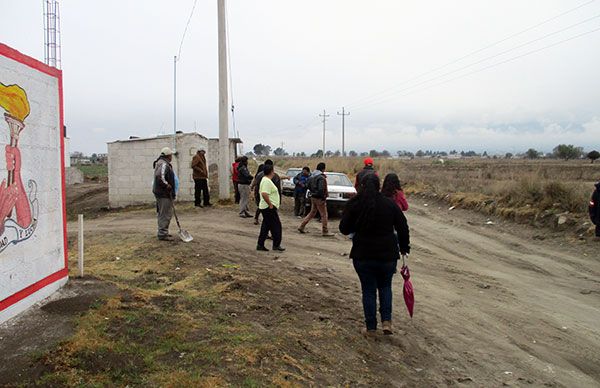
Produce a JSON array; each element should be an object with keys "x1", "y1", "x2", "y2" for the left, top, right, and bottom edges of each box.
[
  {"x1": 176, "y1": 0, "x2": 199, "y2": 61},
  {"x1": 225, "y1": 0, "x2": 239, "y2": 142},
  {"x1": 345, "y1": 0, "x2": 597, "y2": 109},
  {"x1": 351, "y1": 14, "x2": 600, "y2": 111},
  {"x1": 354, "y1": 25, "x2": 600, "y2": 112}
]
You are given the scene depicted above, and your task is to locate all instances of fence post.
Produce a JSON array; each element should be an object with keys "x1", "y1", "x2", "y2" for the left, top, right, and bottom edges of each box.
[{"x1": 78, "y1": 214, "x2": 84, "y2": 277}]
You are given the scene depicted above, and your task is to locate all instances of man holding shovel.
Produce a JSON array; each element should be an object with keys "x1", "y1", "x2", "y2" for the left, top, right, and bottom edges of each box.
[{"x1": 153, "y1": 147, "x2": 176, "y2": 241}]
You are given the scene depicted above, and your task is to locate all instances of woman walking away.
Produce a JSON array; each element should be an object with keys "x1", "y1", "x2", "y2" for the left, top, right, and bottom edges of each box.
[
  {"x1": 381, "y1": 173, "x2": 409, "y2": 211},
  {"x1": 250, "y1": 164, "x2": 265, "y2": 225},
  {"x1": 339, "y1": 174, "x2": 410, "y2": 336},
  {"x1": 257, "y1": 165, "x2": 285, "y2": 252},
  {"x1": 237, "y1": 156, "x2": 253, "y2": 218}
]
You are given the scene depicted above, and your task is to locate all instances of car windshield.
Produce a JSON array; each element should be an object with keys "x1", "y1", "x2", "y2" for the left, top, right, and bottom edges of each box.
[
  {"x1": 326, "y1": 173, "x2": 352, "y2": 187},
  {"x1": 286, "y1": 169, "x2": 301, "y2": 177}
]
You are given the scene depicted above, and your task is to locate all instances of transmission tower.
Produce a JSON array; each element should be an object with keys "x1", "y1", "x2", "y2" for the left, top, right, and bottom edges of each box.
[{"x1": 43, "y1": 0, "x2": 62, "y2": 69}]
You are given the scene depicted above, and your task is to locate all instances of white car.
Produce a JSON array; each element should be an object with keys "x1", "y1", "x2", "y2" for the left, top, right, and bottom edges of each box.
[
  {"x1": 305, "y1": 172, "x2": 357, "y2": 213},
  {"x1": 282, "y1": 168, "x2": 302, "y2": 197},
  {"x1": 324, "y1": 172, "x2": 357, "y2": 209}
]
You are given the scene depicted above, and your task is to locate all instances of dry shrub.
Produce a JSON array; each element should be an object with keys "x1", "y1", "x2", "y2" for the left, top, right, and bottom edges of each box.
[{"x1": 271, "y1": 156, "x2": 595, "y2": 219}]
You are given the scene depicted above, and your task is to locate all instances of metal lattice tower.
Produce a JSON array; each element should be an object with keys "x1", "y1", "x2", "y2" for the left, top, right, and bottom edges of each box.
[{"x1": 43, "y1": 0, "x2": 62, "y2": 69}]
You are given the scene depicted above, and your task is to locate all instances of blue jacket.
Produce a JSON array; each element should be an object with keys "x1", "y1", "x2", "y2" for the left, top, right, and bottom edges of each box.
[{"x1": 294, "y1": 173, "x2": 309, "y2": 195}]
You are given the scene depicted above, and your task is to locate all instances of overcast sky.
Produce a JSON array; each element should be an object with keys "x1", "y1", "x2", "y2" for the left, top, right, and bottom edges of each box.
[{"x1": 2, "y1": 0, "x2": 600, "y2": 155}]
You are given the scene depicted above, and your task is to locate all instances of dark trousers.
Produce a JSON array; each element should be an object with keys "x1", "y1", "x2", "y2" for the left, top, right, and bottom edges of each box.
[
  {"x1": 353, "y1": 259, "x2": 397, "y2": 330},
  {"x1": 254, "y1": 196, "x2": 261, "y2": 221},
  {"x1": 194, "y1": 178, "x2": 210, "y2": 206},
  {"x1": 258, "y1": 208, "x2": 282, "y2": 248},
  {"x1": 596, "y1": 225, "x2": 600, "y2": 237},
  {"x1": 294, "y1": 192, "x2": 306, "y2": 216},
  {"x1": 233, "y1": 182, "x2": 240, "y2": 204}
]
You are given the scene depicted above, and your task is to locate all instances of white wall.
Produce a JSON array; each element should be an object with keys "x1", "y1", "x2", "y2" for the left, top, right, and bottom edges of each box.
[
  {"x1": 0, "y1": 45, "x2": 67, "y2": 323},
  {"x1": 108, "y1": 134, "x2": 239, "y2": 207},
  {"x1": 108, "y1": 133, "x2": 209, "y2": 207}
]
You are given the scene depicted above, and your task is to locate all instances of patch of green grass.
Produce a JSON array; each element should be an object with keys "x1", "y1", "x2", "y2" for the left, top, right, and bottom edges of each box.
[{"x1": 74, "y1": 164, "x2": 108, "y2": 179}]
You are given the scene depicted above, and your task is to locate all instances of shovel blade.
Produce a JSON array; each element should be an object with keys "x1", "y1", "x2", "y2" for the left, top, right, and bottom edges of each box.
[{"x1": 178, "y1": 229, "x2": 193, "y2": 242}]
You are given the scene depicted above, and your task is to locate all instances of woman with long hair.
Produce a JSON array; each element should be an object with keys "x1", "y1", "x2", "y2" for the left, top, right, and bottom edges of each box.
[
  {"x1": 381, "y1": 173, "x2": 408, "y2": 211},
  {"x1": 339, "y1": 174, "x2": 410, "y2": 336}
]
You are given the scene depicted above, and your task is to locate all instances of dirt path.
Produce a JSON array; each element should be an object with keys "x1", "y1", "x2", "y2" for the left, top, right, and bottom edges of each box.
[{"x1": 64, "y1": 196, "x2": 600, "y2": 387}]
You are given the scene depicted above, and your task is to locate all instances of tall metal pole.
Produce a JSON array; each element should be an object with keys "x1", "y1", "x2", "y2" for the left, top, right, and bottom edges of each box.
[
  {"x1": 319, "y1": 109, "x2": 329, "y2": 157},
  {"x1": 218, "y1": 0, "x2": 231, "y2": 199},
  {"x1": 173, "y1": 55, "x2": 177, "y2": 152},
  {"x1": 337, "y1": 107, "x2": 350, "y2": 157}
]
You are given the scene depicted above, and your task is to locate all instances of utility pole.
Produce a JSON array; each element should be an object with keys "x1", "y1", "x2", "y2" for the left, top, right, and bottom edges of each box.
[
  {"x1": 319, "y1": 110, "x2": 329, "y2": 157},
  {"x1": 337, "y1": 107, "x2": 350, "y2": 157},
  {"x1": 218, "y1": 0, "x2": 230, "y2": 200}
]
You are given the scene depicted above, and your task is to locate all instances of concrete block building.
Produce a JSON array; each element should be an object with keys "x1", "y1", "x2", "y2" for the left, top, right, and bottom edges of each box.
[{"x1": 108, "y1": 132, "x2": 241, "y2": 207}]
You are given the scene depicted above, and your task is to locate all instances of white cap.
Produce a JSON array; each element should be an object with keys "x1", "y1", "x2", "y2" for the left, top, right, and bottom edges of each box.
[{"x1": 160, "y1": 147, "x2": 173, "y2": 156}]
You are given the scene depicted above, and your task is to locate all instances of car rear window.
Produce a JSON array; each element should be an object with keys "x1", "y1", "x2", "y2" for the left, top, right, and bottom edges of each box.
[{"x1": 327, "y1": 174, "x2": 352, "y2": 187}]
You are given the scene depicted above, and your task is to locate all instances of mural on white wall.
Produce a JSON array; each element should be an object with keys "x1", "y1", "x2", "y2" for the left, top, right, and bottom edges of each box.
[
  {"x1": 0, "y1": 83, "x2": 39, "y2": 252},
  {"x1": 0, "y1": 43, "x2": 67, "y2": 324}
]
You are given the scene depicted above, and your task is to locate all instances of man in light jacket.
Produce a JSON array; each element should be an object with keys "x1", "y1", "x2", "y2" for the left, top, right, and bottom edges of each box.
[{"x1": 152, "y1": 147, "x2": 176, "y2": 241}]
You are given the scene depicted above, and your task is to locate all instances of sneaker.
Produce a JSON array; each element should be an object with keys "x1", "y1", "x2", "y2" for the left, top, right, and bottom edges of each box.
[
  {"x1": 382, "y1": 321, "x2": 393, "y2": 335},
  {"x1": 273, "y1": 246, "x2": 286, "y2": 252},
  {"x1": 322, "y1": 232, "x2": 335, "y2": 237},
  {"x1": 204, "y1": 203, "x2": 213, "y2": 207},
  {"x1": 253, "y1": 219, "x2": 259, "y2": 225},
  {"x1": 297, "y1": 228, "x2": 307, "y2": 234},
  {"x1": 244, "y1": 211, "x2": 252, "y2": 218},
  {"x1": 158, "y1": 235, "x2": 174, "y2": 241},
  {"x1": 195, "y1": 204, "x2": 203, "y2": 208},
  {"x1": 256, "y1": 245, "x2": 269, "y2": 251}
]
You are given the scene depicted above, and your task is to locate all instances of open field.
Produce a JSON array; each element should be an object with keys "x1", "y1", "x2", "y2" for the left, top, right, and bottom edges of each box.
[
  {"x1": 275, "y1": 157, "x2": 600, "y2": 234},
  {"x1": 1, "y1": 187, "x2": 599, "y2": 386}
]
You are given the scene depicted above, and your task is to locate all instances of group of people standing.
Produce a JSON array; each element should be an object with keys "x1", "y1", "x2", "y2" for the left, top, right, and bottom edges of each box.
[{"x1": 153, "y1": 149, "x2": 412, "y2": 335}]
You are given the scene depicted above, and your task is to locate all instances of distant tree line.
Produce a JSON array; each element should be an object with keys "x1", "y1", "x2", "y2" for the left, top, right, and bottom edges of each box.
[{"x1": 249, "y1": 143, "x2": 600, "y2": 162}]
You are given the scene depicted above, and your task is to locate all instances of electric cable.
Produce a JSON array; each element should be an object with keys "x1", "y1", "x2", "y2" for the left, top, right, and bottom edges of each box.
[
  {"x1": 345, "y1": 0, "x2": 597, "y2": 109},
  {"x1": 353, "y1": 25, "x2": 600, "y2": 112},
  {"x1": 350, "y1": 14, "x2": 600, "y2": 111}
]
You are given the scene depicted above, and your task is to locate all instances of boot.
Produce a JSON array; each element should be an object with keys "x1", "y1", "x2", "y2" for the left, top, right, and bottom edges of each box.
[{"x1": 382, "y1": 321, "x2": 393, "y2": 335}]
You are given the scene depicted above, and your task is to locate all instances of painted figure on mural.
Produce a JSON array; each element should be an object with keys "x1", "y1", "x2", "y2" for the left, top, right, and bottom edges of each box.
[{"x1": 0, "y1": 83, "x2": 36, "y2": 243}]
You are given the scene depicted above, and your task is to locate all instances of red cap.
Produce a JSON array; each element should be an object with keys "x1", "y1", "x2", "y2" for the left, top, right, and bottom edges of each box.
[{"x1": 364, "y1": 157, "x2": 374, "y2": 166}]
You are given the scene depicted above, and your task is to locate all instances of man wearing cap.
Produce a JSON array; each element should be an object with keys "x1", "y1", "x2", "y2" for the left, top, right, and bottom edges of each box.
[
  {"x1": 355, "y1": 157, "x2": 378, "y2": 191},
  {"x1": 191, "y1": 149, "x2": 211, "y2": 208},
  {"x1": 153, "y1": 147, "x2": 176, "y2": 241}
]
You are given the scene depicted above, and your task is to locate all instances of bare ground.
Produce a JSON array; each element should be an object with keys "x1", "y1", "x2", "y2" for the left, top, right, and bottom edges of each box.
[{"x1": 1, "y1": 186, "x2": 599, "y2": 386}]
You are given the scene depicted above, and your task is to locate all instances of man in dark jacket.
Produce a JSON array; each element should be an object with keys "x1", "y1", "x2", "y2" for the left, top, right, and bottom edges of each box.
[
  {"x1": 293, "y1": 167, "x2": 310, "y2": 217},
  {"x1": 298, "y1": 162, "x2": 333, "y2": 236},
  {"x1": 355, "y1": 157, "x2": 378, "y2": 191},
  {"x1": 590, "y1": 181, "x2": 600, "y2": 238},
  {"x1": 237, "y1": 156, "x2": 253, "y2": 218},
  {"x1": 153, "y1": 147, "x2": 176, "y2": 241},
  {"x1": 191, "y1": 149, "x2": 210, "y2": 207}
]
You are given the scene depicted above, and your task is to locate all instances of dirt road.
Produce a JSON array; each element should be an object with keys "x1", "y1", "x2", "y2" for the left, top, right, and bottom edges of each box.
[{"x1": 66, "y1": 196, "x2": 600, "y2": 387}]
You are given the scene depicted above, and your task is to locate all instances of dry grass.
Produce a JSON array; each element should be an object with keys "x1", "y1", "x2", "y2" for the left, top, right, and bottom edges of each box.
[{"x1": 272, "y1": 157, "x2": 599, "y2": 226}]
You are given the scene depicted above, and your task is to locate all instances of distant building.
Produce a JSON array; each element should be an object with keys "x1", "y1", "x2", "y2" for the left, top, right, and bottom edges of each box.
[{"x1": 107, "y1": 132, "x2": 241, "y2": 207}]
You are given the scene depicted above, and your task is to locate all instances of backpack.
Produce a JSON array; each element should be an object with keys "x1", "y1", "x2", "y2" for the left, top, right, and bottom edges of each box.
[{"x1": 307, "y1": 174, "x2": 323, "y2": 198}]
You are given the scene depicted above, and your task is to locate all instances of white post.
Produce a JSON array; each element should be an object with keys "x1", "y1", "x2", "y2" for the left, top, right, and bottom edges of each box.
[
  {"x1": 218, "y1": 0, "x2": 231, "y2": 200},
  {"x1": 78, "y1": 214, "x2": 84, "y2": 277}
]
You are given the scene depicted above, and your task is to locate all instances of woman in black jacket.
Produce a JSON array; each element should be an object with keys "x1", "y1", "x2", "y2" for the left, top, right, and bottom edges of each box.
[{"x1": 339, "y1": 174, "x2": 410, "y2": 336}]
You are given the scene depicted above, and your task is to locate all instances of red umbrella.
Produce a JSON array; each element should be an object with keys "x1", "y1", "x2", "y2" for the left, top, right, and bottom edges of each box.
[{"x1": 400, "y1": 255, "x2": 414, "y2": 318}]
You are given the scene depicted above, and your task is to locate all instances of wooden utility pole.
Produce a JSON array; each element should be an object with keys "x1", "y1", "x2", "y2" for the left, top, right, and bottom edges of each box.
[
  {"x1": 218, "y1": 0, "x2": 230, "y2": 200},
  {"x1": 337, "y1": 107, "x2": 349, "y2": 157},
  {"x1": 319, "y1": 110, "x2": 329, "y2": 157}
]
